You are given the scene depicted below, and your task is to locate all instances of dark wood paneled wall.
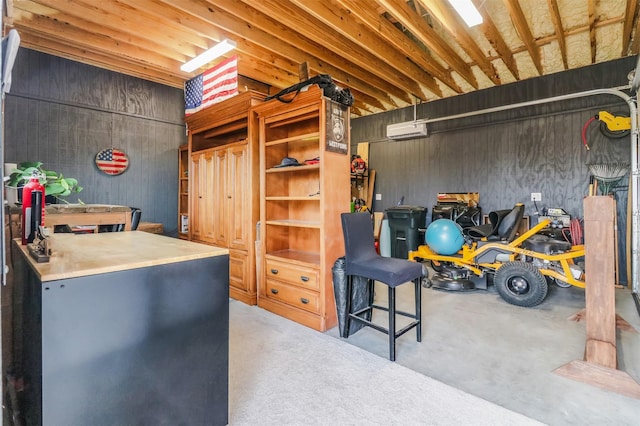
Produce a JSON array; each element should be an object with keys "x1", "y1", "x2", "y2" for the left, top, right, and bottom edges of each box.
[
  {"x1": 3, "y1": 49, "x2": 186, "y2": 235},
  {"x1": 352, "y1": 56, "x2": 636, "y2": 283}
]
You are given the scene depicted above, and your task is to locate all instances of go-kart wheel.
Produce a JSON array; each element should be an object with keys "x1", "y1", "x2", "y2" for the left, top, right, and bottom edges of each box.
[
  {"x1": 420, "y1": 263, "x2": 432, "y2": 288},
  {"x1": 494, "y1": 261, "x2": 548, "y2": 307}
]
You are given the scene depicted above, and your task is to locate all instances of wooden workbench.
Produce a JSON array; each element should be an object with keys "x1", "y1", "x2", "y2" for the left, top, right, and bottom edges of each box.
[
  {"x1": 44, "y1": 204, "x2": 132, "y2": 231},
  {"x1": 12, "y1": 232, "x2": 230, "y2": 425}
]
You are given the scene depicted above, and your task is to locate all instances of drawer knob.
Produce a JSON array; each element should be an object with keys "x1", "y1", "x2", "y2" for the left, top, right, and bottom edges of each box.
[
  {"x1": 271, "y1": 288, "x2": 279, "y2": 294},
  {"x1": 270, "y1": 268, "x2": 278, "y2": 274},
  {"x1": 300, "y1": 276, "x2": 309, "y2": 282},
  {"x1": 300, "y1": 298, "x2": 309, "y2": 304}
]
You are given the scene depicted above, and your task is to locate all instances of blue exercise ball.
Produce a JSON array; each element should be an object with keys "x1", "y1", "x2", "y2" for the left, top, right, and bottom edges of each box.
[{"x1": 425, "y1": 219, "x2": 464, "y2": 255}]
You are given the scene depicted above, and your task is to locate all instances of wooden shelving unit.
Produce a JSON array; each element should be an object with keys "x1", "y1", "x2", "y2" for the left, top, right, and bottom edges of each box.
[
  {"x1": 254, "y1": 86, "x2": 351, "y2": 331},
  {"x1": 177, "y1": 144, "x2": 189, "y2": 239}
]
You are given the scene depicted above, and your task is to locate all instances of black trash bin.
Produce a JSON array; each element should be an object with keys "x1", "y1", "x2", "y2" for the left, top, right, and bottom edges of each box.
[
  {"x1": 332, "y1": 257, "x2": 372, "y2": 338},
  {"x1": 385, "y1": 205, "x2": 427, "y2": 259}
]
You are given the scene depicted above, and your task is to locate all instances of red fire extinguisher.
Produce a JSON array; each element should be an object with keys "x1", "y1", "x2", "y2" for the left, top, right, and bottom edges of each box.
[{"x1": 21, "y1": 173, "x2": 46, "y2": 245}]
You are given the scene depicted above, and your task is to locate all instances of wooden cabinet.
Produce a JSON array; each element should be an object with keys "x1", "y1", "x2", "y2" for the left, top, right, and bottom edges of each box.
[
  {"x1": 191, "y1": 150, "x2": 216, "y2": 243},
  {"x1": 178, "y1": 144, "x2": 189, "y2": 239},
  {"x1": 185, "y1": 91, "x2": 264, "y2": 305},
  {"x1": 254, "y1": 86, "x2": 351, "y2": 331}
]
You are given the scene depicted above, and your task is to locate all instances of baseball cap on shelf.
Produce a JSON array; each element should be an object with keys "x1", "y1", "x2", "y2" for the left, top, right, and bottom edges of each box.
[
  {"x1": 304, "y1": 157, "x2": 320, "y2": 165},
  {"x1": 273, "y1": 157, "x2": 302, "y2": 168}
]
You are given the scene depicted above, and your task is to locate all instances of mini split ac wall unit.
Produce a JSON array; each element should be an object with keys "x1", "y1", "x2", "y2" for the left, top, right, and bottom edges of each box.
[{"x1": 386, "y1": 121, "x2": 428, "y2": 140}]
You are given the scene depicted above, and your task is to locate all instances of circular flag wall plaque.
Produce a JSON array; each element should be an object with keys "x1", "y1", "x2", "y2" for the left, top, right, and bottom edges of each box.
[{"x1": 95, "y1": 148, "x2": 129, "y2": 175}]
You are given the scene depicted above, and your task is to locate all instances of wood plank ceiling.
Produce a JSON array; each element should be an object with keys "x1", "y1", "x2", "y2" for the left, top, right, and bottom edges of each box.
[{"x1": 4, "y1": 0, "x2": 639, "y2": 116}]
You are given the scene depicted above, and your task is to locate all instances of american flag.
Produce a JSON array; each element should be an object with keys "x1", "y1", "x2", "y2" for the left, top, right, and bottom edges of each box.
[
  {"x1": 96, "y1": 148, "x2": 129, "y2": 175},
  {"x1": 185, "y1": 55, "x2": 238, "y2": 116}
]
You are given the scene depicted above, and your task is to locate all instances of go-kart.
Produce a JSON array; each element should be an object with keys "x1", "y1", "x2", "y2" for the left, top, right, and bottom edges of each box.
[{"x1": 409, "y1": 204, "x2": 585, "y2": 307}]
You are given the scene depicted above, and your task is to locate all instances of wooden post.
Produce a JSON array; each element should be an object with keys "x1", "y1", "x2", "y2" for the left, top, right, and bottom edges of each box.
[{"x1": 554, "y1": 196, "x2": 640, "y2": 399}]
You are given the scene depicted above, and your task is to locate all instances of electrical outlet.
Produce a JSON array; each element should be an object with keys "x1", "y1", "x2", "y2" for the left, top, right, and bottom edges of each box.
[
  {"x1": 531, "y1": 192, "x2": 542, "y2": 202},
  {"x1": 375, "y1": 193, "x2": 382, "y2": 201}
]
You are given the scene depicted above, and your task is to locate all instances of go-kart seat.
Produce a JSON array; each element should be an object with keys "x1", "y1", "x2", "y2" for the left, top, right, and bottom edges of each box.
[{"x1": 464, "y1": 203, "x2": 525, "y2": 242}]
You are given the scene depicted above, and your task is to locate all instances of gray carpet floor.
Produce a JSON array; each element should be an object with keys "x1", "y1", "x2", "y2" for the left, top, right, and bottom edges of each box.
[{"x1": 228, "y1": 299, "x2": 542, "y2": 425}]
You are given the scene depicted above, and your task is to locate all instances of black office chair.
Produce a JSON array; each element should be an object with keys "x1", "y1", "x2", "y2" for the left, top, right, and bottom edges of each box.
[
  {"x1": 340, "y1": 212, "x2": 424, "y2": 361},
  {"x1": 129, "y1": 207, "x2": 142, "y2": 231},
  {"x1": 100, "y1": 207, "x2": 142, "y2": 232}
]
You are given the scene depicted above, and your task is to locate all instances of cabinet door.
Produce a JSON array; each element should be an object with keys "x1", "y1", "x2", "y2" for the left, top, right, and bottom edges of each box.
[
  {"x1": 228, "y1": 144, "x2": 250, "y2": 250},
  {"x1": 212, "y1": 148, "x2": 229, "y2": 246},
  {"x1": 192, "y1": 151, "x2": 216, "y2": 243},
  {"x1": 190, "y1": 154, "x2": 201, "y2": 240}
]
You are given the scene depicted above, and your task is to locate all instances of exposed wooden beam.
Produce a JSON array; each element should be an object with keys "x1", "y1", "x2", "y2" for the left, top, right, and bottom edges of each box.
[
  {"x1": 503, "y1": 0, "x2": 543, "y2": 75},
  {"x1": 588, "y1": 0, "x2": 596, "y2": 63},
  {"x1": 415, "y1": 0, "x2": 500, "y2": 85},
  {"x1": 336, "y1": 0, "x2": 462, "y2": 94},
  {"x1": 622, "y1": 0, "x2": 638, "y2": 55},
  {"x1": 290, "y1": 0, "x2": 441, "y2": 98},
  {"x1": 547, "y1": 0, "x2": 568, "y2": 69},
  {"x1": 17, "y1": 31, "x2": 185, "y2": 88},
  {"x1": 11, "y1": 11, "x2": 187, "y2": 72},
  {"x1": 631, "y1": 19, "x2": 640, "y2": 55},
  {"x1": 240, "y1": 0, "x2": 427, "y2": 102},
  {"x1": 171, "y1": 0, "x2": 403, "y2": 108},
  {"x1": 54, "y1": 0, "x2": 208, "y2": 50},
  {"x1": 14, "y1": 2, "x2": 193, "y2": 61},
  {"x1": 375, "y1": 0, "x2": 478, "y2": 89},
  {"x1": 472, "y1": 0, "x2": 519, "y2": 80}
]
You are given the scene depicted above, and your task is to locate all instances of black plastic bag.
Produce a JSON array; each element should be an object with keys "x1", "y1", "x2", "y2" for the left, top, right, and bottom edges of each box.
[{"x1": 332, "y1": 257, "x2": 372, "y2": 337}]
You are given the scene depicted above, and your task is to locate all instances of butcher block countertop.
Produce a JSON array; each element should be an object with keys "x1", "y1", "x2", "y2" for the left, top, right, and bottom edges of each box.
[{"x1": 15, "y1": 231, "x2": 228, "y2": 282}]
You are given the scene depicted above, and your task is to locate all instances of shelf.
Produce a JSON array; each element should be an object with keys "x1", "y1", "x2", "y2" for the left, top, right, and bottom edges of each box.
[
  {"x1": 265, "y1": 250, "x2": 320, "y2": 266},
  {"x1": 265, "y1": 105, "x2": 320, "y2": 128},
  {"x1": 265, "y1": 132, "x2": 319, "y2": 147},
  {"x1": 265, "y1": 196, "x2": 320, "y2": 201},
  {"x1": 265, "y1": 219, "x2": 320, "y2": 228},
  {"x1": 266, "y1": 164, "x2": 319, "y2": 173}
]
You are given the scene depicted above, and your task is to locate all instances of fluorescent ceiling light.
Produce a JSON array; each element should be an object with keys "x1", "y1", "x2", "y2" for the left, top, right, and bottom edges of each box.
[
  {"x1": 447, "y1": 0, "x2": 483, "y2": 27},
  {"x1": 180, "y1": 39, "x2": 237, "y2": 73}
]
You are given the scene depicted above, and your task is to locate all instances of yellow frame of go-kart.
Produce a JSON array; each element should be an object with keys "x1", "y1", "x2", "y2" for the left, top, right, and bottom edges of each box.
[{"x1": 409, "y1": 218, "x2": 586, "y2": 289}]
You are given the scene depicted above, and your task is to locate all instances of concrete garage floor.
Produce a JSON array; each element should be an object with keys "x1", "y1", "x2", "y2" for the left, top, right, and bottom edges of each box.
[{"x1": 326, "y1": 277, "x2": 640, "y2": 425}]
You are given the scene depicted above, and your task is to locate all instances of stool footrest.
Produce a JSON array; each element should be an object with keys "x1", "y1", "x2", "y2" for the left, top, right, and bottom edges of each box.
[{"x1": 348, "y1": 305, "x2": 420, "y2": 338}]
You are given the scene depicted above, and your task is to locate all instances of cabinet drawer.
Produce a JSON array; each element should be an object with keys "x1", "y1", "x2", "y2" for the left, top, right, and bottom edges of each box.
[
  {"x1": 265, "y1": 260, "x2": 319, "y2": 290},
  {"x1": 265, "y1": 280, "x2": 320, "y2": 314}
]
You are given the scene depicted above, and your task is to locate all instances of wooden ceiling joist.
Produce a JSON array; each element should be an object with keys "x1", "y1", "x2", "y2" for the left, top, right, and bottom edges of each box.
[
  {"x1": 416, "y1": 0, "x2": 501, "y2": 85},
  {"x1": 503, "y1": 0, "x2": 544, "y2": 75},
  {"x1": 547, "y1": 0, "x2": 568, "y2": 70},
  {"x1": 3, "y1": 0, "x2": 636, "y2": 117},
  {"x1": 375, "y1": 0, "x2": 479, "y2": 89}
]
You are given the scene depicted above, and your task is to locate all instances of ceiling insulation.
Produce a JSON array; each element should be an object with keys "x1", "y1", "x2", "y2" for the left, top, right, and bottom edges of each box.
[{"x1": 3, "y1": 0, "x2": 639, "y2": 116}]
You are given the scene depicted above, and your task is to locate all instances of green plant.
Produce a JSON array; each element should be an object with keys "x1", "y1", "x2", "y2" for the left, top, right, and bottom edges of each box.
[{"x1": 6, "y1": 161, "x2": 83, "y2": 203}]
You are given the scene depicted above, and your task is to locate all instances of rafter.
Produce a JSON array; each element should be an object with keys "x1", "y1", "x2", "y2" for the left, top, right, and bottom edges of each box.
[
  {"x1": 375, "y1": 0, "x2": 479, "y2": 89},
  {"x1": 622, "y1": 0, "x2": 638, "y2": 55},
  {"x1": 547, "y1": 0, "x2": 568, "y2": 69},
  {"x1": 587, "y1": 0, "x2": 596, "y2": 63},
  {"x1": 336, "y1": 0, "x2": 461, "y2": 94},
  {"x1": 240, "y1": 0, "x2": 428, "y2": 102},
  {"x1": 290, "y1": 0, "x2": 442, "y2": 98},
  {"x1": 3, "y1": 0, "x2": 635, "y2": 116},
  {"x1": 503, "y1": 0, "x2": 543, "y2": 75},
  {"x1": 17, "y1": 31, "x2": 185, "y2": 88},
  {"x1": 415, "y1": 0, "x2": 500, "y2": 85},
  {"x1": 189, "y1": 0, "x2": 405, "y2": 108},
  {"x1": 471, "y1": 0, "x2": 519, "y2": 79}
]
